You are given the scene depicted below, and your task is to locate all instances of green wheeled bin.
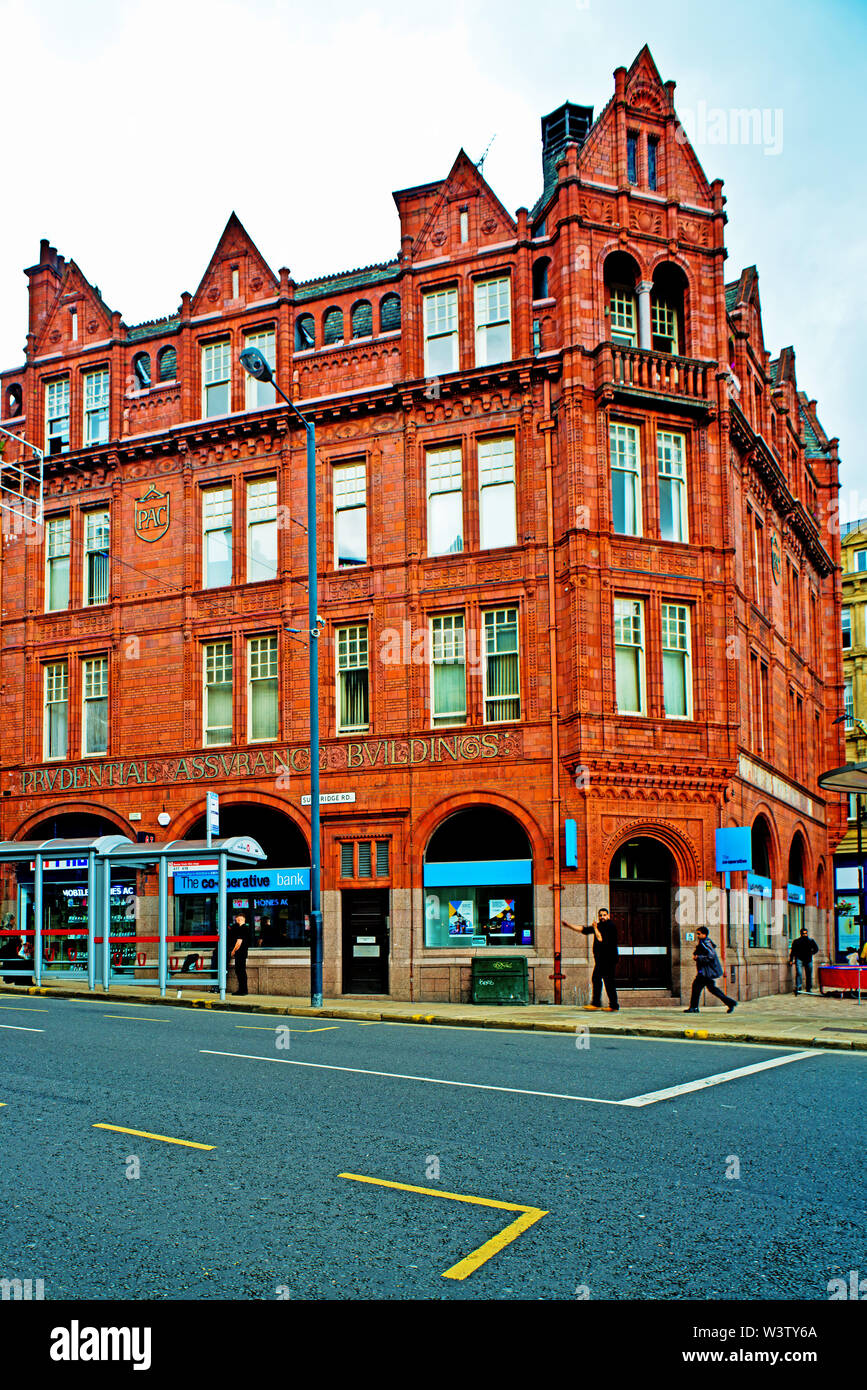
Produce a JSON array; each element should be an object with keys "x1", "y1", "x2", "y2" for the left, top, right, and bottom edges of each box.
[{"x1": 471, "y1": 955, "x2": 529, "y2": 1005}]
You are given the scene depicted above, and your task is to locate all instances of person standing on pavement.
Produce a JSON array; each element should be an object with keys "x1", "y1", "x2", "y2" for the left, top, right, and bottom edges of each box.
[
  {"x1": 685, "y1": 926, "x2": 736, "y2": 1014},
  {"x1": 580, "y1": 907, "x2": 619, "y2": 1012},
  {"x1": 229, "y1": 912, "x2": 251, "y2": 997},
  {"x1": 789, "y1": 927, "x2": 819, "y2": 995}
]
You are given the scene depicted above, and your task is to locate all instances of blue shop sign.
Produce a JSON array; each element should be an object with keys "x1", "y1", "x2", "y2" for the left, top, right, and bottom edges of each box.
[
  {"x1": 715, "y1": 827, "x2": 752, "y2": 873},
  {"x1": 423, "y1": 859, "x2": 532, "y2": 888},
  {"x1": 173, "y1": 867, "x2": 310, "y2": 895},
  {"x1": 786, "y1": 883, "x2": 806, "y2": 905},
  {"x1": 747, "y1": 873, "x2": 772, "y2": 899}
]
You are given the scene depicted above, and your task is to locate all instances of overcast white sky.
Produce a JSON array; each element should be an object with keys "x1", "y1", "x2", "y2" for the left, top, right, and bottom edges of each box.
[{"x1": 1, "y1": 0, "x2": 863, "y2": 513}]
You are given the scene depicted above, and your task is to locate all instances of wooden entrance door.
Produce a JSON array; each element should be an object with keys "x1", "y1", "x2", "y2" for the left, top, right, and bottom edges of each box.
[{"x1": 609, "y1": 881, "x2": 671, "y2": 989}]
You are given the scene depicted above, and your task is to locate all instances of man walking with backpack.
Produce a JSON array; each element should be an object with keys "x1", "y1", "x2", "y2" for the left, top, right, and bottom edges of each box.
[
  {"x1": 789, "y1": 926, "x2": 819, "y2": 994},
  {"x1": 684, "y1": 926, "x2": 737, "y2": 1014}
]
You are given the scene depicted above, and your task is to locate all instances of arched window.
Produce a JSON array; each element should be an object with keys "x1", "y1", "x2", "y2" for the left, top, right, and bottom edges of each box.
[
  {"x1": 424, "y1": 807, "x2": 534, "y2": 949},
  {"x1": 4, "y1": 384, "x2": 22, "y2": 418},
  {"x1": 787, "y1": 833, "x2": 806, "y2": 943},
  {"x1": 532, "y1": 258, "x2": 551, "y2": 301},
  {"x1": 295, "y1": 314, "x2": 315, "y2": 351},
  {"x1": 603, "y1": 251, "x2": 640, "y2": 348},
  {"x1": 750, "y1": 815, "x2": 775, "y2": 949},
  {"x1": 132, "y1": 352, "x2": 151, "y2": 389},
  {"x1": 323, "y1": 308, "x2": 344, "y2": 346},
  {"x1": 350, "y1": 300, "x2": 372, "y2": 339},
  {"x1": 157, "y1": 346, "x2": 177, "y2": 382},
  {"x1": 651, "y1": 263, "x2": 687, "y2": 356},
  {"x1": 379, "y1": 293, "x2": 401, "y2": 332}
]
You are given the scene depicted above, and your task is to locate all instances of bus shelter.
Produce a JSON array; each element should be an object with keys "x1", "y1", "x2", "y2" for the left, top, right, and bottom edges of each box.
[{"x1": 0, "y1": 834, "x2": 266, "y2": 1001}]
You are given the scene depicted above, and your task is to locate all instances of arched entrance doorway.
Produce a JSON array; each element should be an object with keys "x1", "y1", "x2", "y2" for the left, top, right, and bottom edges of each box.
[
  {"x1": 423, "y1": 807, "x2": 534, "y2": 949},
  {"x1": 182, "y1": 803, "x2": 310, "y2": 950},
  {"x1": 20, "y1": 811, "x2": 125, "y2": 840},
  {"x1": 609, "y1": 838, "x2": 675, "y2": 989}
]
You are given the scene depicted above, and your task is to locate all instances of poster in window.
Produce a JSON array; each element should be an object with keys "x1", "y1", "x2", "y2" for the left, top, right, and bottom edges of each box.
[
  {"x1": 425, "y1": 893, "x2": 441, "y2": 922},
  {"x1": 448, "y1": 900, "x2": 474, "y2": 935},
  {"x1": 488, "y1": 899, "x2": 516, "y2": 933}
]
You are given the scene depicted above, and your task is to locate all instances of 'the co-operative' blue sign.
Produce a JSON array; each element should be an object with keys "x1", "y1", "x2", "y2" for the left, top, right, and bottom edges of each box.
[{"x1": 173, "y1": 868, "x2": 310, "y2": 895}]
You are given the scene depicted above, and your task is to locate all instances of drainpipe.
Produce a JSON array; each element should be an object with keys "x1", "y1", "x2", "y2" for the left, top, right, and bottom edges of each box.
[{"x1": 543, "y1": 377, "x2": 563, "y2": 1003}]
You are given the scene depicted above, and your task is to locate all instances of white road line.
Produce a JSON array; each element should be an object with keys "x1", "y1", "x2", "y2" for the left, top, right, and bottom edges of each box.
[
  {"x1": 620, "y1": 1050, "x2": 817, "y2": 1107},
  {"x1": 199, "y1": 1050, "x2": 622, "y2": 1104},
  {"x1": 0, "y1": 1023, "x2": 45, "y2": 1033}
]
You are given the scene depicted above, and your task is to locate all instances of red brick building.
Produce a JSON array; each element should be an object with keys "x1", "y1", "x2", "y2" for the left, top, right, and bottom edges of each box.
[{"x1": 0, "y1": 47, "x2": 845, "y2": 1003}]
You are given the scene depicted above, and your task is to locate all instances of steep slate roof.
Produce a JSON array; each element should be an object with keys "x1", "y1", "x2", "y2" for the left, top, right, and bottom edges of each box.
[
  {"x1": 127, "y1": 315, "x2": 181, "y2": 342},
  {"x1": 798, "y1": 391, "x2": 830, "y2": 459},
  {"x1": 294, "y1": 261, "x2": 400, "y2": 302}
]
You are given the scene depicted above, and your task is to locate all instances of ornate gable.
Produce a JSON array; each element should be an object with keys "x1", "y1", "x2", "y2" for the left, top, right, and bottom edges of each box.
[
  {"x1": 34, "y1": 260, "x2": 113, "y2": 355},
  {"x1": 412, "y1": 151, "x2": 516, "y2": 259},
  {"x1": 190, "y1": 213, "x2": 278, "y2": 315}
]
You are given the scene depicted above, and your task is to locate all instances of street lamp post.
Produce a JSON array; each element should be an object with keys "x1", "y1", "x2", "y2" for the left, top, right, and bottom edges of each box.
[{"x1": 240, "y1": 348, "x2": 323, "y2": 1007}]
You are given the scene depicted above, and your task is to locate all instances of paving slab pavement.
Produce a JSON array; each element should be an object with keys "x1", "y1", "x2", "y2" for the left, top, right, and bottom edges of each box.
[{"x1": 3, "y1": 978, "x2": 867, "y2": 1050}]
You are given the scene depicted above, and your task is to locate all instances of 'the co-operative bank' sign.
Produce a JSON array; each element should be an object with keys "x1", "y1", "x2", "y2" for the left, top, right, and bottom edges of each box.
[{"x1": 19, "y1": 730, "x2": 521, "y2": 795}]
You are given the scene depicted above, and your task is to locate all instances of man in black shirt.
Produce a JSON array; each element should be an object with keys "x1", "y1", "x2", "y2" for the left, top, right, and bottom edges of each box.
[
  {"x1": 581, "y1": 907, "x2": 619, "y2": 1012},
  {"x1": 789, "y1": 927, "x2": 819, "y2": 994},
  {"x1": 229, "y1": 913, "x2": 251, "y2": 996}
]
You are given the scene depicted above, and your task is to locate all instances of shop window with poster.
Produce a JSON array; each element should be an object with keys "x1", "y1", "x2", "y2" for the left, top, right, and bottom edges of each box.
[{"x1": 423, "y1": 861, "x2": 533, "y2": 948}]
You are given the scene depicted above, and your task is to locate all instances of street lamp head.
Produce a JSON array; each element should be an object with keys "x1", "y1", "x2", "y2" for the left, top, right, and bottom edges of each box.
[{"x1": 239, "y1": 347, "x2": 273, "y2": 383}]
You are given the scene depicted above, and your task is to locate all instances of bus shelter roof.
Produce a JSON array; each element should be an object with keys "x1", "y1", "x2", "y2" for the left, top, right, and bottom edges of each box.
[
  {"x1": 0, "y1": 835, "x2": 133, "y2": 862},
  {"x1": 818, "y1": 763, "x2": 867, "y2": 795},
  {"x1": 0, "y1": 835, "x2": 266, "y2": 867}
]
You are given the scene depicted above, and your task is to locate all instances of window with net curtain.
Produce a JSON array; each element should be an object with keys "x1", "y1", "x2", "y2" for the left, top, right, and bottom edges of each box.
[
  {"x1": 83, "y1": 656, "x2": 108, "y2": 755},
  {"x1": 45, "y1": 514, "x2": 70, "y2": 611},
  {"x1": 248, "y1": 635, "x2": 278, "y2": 741},
  {"x1": 44, "y1": 661, "x2": 68, "y2": 759},
  {"x1": 246, "y1": 477, "x2": 278, "y2": 581},
  {"x1": 426, "y1": 446, "x2": 463, "y2": 555},
  {"x1": 479, "y1": 436, "x2": 516, "y2": 549},
  {"x1": 657, "y1": 431, "x2": 688, "y2": 542},
  {"x1": 431, "y1": 613, "x2": 466, "y2": 726},
  {"x1": 661, "y1": 602, "x2": 691, "y2": 718},
  {"x1": 337, "y1": 625, "x2": 369, "y2": 733},
  {"x1": 84, "y1": 510, "x2": 110, "y2": 606},
  {"x1": 203, "y1": 486, "x2": 232, "y2": 588},
  {"x1": 610, "y1": 422, "x2": 641, "y2": 536},
  {"x1": 484, "y1": 608, "x2": 520, "y2": 722},
  {"x1": 204, "y1": 641, "x2": 233, "y2": 745},
  {"x1": 614, "y1": 597, "x2": 645, "y2": 714}
]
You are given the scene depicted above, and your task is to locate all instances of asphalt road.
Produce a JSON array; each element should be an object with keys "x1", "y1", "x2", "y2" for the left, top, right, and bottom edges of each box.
[{"x1": 1, "y1": 994, "x2": 865, "y2": 1301}]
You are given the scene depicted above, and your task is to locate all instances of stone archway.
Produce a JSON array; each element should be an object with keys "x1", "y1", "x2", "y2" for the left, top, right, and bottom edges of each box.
[{"x1": 608, "y1": 835, "x2": 676, "y2": 990}]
